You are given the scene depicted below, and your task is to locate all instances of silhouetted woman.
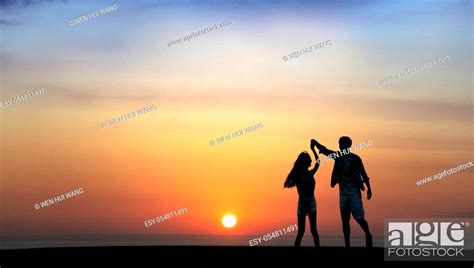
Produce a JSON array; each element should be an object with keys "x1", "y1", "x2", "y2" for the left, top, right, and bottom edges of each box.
[{"x1": 284, "y1": 143, "x2": 320, "y2": 247}]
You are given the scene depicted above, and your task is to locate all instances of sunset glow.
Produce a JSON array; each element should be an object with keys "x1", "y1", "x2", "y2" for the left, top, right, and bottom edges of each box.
[{"x1": 0, "y1": 0, "x2": 472, "y2": 245}]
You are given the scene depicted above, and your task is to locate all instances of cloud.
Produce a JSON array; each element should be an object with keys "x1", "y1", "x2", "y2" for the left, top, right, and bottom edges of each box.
[
  {"x1": 0, "y1": 19, "x2": 19, "y2": 25},
  {"x1": 134, "y1": 0, "x2": 378, "y2": 9},
  {"x1": 0, "y1": 0, "x2": 67, "y2": 8}
]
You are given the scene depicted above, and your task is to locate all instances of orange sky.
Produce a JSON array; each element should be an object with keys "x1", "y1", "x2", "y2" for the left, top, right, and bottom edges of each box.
[{"x1": 1, "y1": 0, "x2": 472, "y2": 239}]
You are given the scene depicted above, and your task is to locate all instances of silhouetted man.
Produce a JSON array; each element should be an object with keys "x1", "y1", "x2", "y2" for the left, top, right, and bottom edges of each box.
[{"x1": 311, "y1": 137, "x2": 373, "y2": 247}]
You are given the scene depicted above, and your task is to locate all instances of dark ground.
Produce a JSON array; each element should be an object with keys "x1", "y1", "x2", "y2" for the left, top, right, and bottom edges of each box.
[{"x1": 0, "y1": 246, "x2": 472, "y2": 267}]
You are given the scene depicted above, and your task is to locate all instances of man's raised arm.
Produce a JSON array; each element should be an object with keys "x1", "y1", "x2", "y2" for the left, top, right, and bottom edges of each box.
[{"x1": 311, "y1": 139, "x2": 336, "y2": 156}]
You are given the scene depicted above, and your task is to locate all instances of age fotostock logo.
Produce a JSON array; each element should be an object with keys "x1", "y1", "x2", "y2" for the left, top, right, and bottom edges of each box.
[{"x1": 385, "y1": 220, "x2": 473, "y2": 261}]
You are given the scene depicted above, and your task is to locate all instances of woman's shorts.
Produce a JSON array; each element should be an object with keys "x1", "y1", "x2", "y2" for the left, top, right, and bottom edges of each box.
[{"x1": 297, "y1": 196, "x2": 317, "y2": 215}]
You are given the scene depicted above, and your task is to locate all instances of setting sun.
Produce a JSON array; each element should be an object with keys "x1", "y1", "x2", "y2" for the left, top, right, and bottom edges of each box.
[{"x1": 221, "y1": 214, "x2": 237, "y2": 228}]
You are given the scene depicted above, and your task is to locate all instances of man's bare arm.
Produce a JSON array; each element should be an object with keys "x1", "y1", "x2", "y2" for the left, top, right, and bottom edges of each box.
[
  {"x1": 311, "y1": 139, "x2": 336, "y2": 156},
  {"x1": 358, "y1": 157, "x2": 372, "y2": 200}
]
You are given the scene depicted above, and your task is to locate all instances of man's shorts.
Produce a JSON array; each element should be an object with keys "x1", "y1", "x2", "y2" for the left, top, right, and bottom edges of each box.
[
  {"x1": 298, "y1": 196, "x2": 317, "y2": 215},
  {"x1": 340, "y1": 192, "x2": 365, "y2": 219}
]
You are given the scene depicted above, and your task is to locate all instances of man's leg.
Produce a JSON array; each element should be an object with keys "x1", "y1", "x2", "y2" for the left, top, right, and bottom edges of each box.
[
  {"x1": 341, "y1": 212, "x2": 351, "y2": 247},
  {"x1": 352, "y1": 194, "x2": 373, "y2": 247},
  {"x1": 340, "y1": 195, "x2": 351, "y2": 247},
  {"x1": 355, "y1": 218, "x2": 373, "y2": 247}
]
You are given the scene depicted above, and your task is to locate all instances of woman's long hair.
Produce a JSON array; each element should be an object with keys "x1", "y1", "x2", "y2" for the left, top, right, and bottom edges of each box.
[{"x1": 284, "y1": 152, "x2": 311, "y2": 188}]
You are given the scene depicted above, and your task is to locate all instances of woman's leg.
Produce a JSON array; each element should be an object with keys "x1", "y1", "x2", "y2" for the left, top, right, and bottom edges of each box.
[
  {"x1": 308, "y1": 211, "x2": 320, "y2": 247},
  {"x1": 294, "y1": 213, "x2": 306, "y2": 247}
]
